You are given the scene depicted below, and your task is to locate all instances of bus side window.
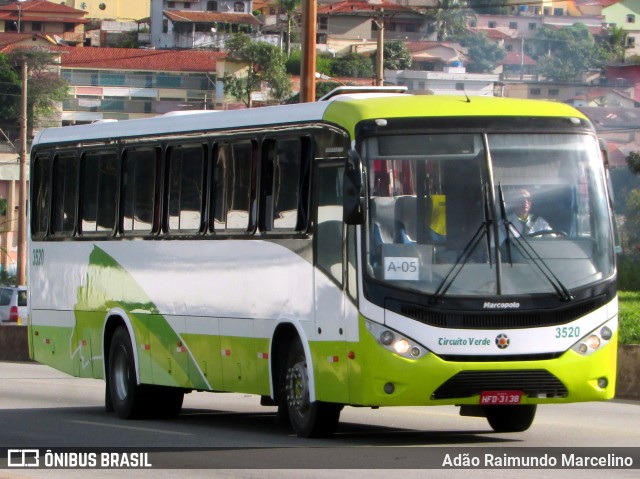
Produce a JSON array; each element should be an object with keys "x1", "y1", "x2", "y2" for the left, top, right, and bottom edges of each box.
[
  {"x1": 166, "y1": 144, "x2": 206, "y2": 233},
  {"x1": 51, "y1": 152, "x2": 79, "y2": 237},
  {"x1": 31, "y1": 154, "x2": 52, "y2": 238},
  {"x1": 80, "y1": 150, "x2": 120, "y2": 235},
  {"x1": 260, "y1": 136, "x2": 310, "y2": 232},
  {"x1": 122, "y1": 147, "x2": 159, "y2": 234},
  {"x1": 211, "y1": 140, "x2": 256, "y2": 233}
]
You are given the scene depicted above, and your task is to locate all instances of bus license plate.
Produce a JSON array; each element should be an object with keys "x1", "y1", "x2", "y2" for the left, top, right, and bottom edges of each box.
[{"x1": 480, "y1": 390, "x2": 523, "y2": 405}]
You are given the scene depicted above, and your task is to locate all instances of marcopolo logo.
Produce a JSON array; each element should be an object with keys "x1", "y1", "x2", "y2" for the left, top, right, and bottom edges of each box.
[
  {"x1": 495, "y1": 334, "x2": 510, "y2": 349},
  {"x1": 483, "y1": 301, "x2": 520, "y2": 309}
]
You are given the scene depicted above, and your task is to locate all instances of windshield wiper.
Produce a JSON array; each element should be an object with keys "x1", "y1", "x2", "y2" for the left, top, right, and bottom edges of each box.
[
  {"x1": 433, "y1": 186, "x2": 493, "y2": 301},
  {"x1": 498, "y1": 184, "x2": 573, "y2": 302}
]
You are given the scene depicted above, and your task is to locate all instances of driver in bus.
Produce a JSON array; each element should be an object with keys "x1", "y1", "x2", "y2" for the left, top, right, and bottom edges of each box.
[{"x1": 507, "y1": 188, "x2": 552, "y2": 236}]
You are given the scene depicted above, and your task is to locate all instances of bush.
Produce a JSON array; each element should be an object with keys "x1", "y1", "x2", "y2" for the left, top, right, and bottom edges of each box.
[
  {"x1": 619, "y1": 291, "x2": 640, "y2": 344},
  {"x1": 616, "y1": 252, "x2": 640, "y2": 291}
]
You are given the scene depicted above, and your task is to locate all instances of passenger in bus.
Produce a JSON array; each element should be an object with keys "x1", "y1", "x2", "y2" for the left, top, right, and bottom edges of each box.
[{"x1": 507, "y1": 188, "x2": 552, "y2": 236}]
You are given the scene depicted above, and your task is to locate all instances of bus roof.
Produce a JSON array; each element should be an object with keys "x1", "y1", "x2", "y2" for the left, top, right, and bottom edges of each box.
[
  {"x1": 32, "y1": 94, "x2": 589, "y2": 147},
  {"x1": 321, "y1": 95, "x2": 589, "y2": 138}
]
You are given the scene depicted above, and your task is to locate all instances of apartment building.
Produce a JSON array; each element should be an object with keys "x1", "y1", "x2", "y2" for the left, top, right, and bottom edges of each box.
[{"x1": 56, "y1": 46, "x2": 227, "y2": 123}]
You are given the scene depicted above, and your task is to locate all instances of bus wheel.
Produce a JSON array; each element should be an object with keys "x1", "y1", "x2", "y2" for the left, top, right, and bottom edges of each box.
[
  {"x1": 485, "y1": 405, "x2": 537, "y2": 433},
  {"x1": 108, "y1": 327, "x2": 147, "y2": 419},
  {"x1": 284, "y1": 338, "x2": 341, "y2": 438}
]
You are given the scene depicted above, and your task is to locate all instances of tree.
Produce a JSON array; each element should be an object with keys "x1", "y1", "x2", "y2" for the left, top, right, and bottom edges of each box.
[
  {"x1": 624, "y1": 189, "x2": 640, "y2": 246},
  {"x1": 468, "y1": 0, "x2": 509, "y2": 14},
  {"x1": 7, "y1": 49, "x2": 69, "y2": 137},
  {"x1": 284, "y1": 80, "x2": 342, "y2": 103},
  {"x1": 628, "y1": 151, "x2": 640, "y2": 176},
  {"x1": 454, "y1": 31, "x2": 505, "y2": 73},
  {"x1": 606, "y1": 25, "x2": 629, "y2": 63},
  {"x1": 427, "y1": 0, "x2": 469, "y2": 41},
  {"x1": 279, "y1": 0, "x2": 301, "y2": 58},
  {"x1": 285, "y1": 49, "x2": 333, "y2": 77},
  {"x1": 530, "y1": 24, "x2": 609, "y2": 81},
  {"x1": 331, "y1": 53, "x2": 374, "y2": 78},
  {"x1": 222, "y1": 34, "x2": 292, "y2": 107},
  {"x1": 379, "y1": 41, "x2": 412, "y2": 71},
  {"x1": 0, "y1": 54, "x2": 21, "y2": 125},
  {"x1": 621, "y1": 152, "x2": 640, "y2": 247}
]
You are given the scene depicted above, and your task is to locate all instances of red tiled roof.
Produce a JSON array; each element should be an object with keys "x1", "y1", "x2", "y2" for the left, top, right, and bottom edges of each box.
[
  {"x1": 500, "y1": 50, "x2": 537, "y2": 66},
  {"x1": 0, "y1": 12, "x2": 87, "y2": 23},
  {"x1": 405, "y1": 41, "x2": 461, "y2": 53},
  {"x1": 470, "y1": 28, "x2": 513, "y2": 40},
  {"x1": 0, "y1": 32, "x2": 56, "y2": 52},
  {"x1": 318, "y1": 1, "x2": 420, "y2": 15},
  {"x1": 164, "y1": 10, "x2": 261, "y2": 26},
  {"x1": 49, "y1": 46, "x2": 226, "y2": 73},
  {"x1": 0, "y1": 0, "x2": 86, "y2": 15}
]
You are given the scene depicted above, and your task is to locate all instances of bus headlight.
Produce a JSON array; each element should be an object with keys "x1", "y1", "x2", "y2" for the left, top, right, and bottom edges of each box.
[
  {"x1": 366, "y1": 320, "x2": 427, "y2": 360},
  {"x1": 571, "y1": 319, "x2": 617, "y2": 356}
]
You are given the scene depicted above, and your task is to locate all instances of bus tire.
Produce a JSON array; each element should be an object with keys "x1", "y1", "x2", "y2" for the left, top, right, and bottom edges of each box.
[
  {"x1": 485, "y1": 404, "x2": 537, "y2": 433},
  {"x1": 108, "y1": 326, "x2": 147, "y2": 419},
  {"x1": 283, "y1": 338, "x2": 341, "y2": 438}
]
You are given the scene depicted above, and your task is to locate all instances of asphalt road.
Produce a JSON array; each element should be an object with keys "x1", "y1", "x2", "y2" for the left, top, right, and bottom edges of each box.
[{"x1": 0, "y1": 361, "x2": 638, "y2": 479}]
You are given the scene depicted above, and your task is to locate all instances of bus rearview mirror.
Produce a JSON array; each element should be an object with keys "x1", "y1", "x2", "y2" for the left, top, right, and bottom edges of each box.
[{"x1": 344, "y1": 149, "x2": 365, "y2": 225}]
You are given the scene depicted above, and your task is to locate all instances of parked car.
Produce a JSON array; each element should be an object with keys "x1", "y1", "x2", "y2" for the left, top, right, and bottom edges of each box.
[{"x1": 0, "y1": 286, "x2": 28, "y2": 325}]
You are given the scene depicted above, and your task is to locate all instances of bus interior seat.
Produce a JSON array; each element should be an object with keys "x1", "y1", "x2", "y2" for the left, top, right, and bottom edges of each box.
[
  {"x1": 371, "y1": 197, "x2": 396, "y2": 244},
  {"x1": 394, "y1": 195, "x2": 417, "y2": 242}
]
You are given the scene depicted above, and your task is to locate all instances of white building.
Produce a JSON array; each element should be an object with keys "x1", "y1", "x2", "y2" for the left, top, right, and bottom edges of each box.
[
  {"x1": 149, "y1": 0, "x2": 264, "y2": 50},
  {"x1": 385, "y1": 65, "x2": 500, "y2": 96}
]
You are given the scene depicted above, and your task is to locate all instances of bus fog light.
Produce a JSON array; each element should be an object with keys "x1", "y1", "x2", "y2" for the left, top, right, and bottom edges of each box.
[
  {"x1": 384, "y1": 382, "x2": 395, "y2": 394},
  {"x1": 393, "y1": 339, "x2": 411, "y2": 355},
  {"x1": 600, "y1": 326, "x2": 612, "y2": 341},
  {"x1": 380, "y1": 330, "x2": 395, "y2": 346},
  {"x1": 598, "y1": 377, "x2": 608, "y2": 388},
  {"x1": 410, "y1": 347, "x2": 421, "y2": 357},
  {"x1": 578, "y1": 343, "x2": 588, "y2": 354}
]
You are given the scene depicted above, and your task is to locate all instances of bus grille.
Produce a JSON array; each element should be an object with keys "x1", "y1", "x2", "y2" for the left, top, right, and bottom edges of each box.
[
  {"x1": 431, "y1": 369, "x2": 568, "y2": 400},
  {"x1": 392, "y1": 295, "x2": 607, "y2": 330}
]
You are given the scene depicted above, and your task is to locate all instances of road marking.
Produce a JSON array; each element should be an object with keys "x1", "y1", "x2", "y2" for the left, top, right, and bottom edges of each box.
[{"x1": 70, "y1": 420, "x2": 193, "y2": 436}]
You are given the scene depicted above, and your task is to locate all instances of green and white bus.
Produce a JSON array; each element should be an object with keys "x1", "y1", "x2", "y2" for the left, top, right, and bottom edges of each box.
[{"x1": 28, "y1": 91, "x2": 618, "y2": 437}]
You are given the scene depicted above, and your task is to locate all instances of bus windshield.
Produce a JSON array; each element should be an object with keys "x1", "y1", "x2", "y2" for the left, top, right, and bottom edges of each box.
[{"x1": 365, "y1": 132, "x2": 614, "y2": 297}]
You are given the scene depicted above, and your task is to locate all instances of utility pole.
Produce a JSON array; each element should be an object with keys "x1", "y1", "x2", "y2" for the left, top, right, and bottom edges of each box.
[
  {"x1": 370, "y1": 0, "x2": 384, "y2": 86},
  {"x1": 17, "y1": 58, "x2": 27, "y2": 286},
  {"x1": 374, "y1": 9, "x2": 384, "y2": 86},
  {"x1": 300, "y1": 0, "x2": 316, "y2": 103}
]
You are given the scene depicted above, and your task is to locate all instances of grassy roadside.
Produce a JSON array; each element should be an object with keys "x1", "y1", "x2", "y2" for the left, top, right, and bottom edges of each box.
[{"x1": 618, "y1": 291, "x2": 640, "y2": 344}]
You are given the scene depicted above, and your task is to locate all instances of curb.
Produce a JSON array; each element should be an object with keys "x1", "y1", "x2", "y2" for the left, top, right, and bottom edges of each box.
[{"x1": 1, "y1": 326, "x2": 638, "y2": 400}]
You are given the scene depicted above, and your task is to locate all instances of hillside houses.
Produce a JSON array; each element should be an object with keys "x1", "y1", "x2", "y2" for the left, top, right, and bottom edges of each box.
[{"x1": 3, "y1": 1, "x2": 640, "y2": 111}]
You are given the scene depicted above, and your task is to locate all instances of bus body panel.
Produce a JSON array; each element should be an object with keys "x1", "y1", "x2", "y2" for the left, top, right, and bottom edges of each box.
[
  {"x1": 346, "y1": 314, "x2": 617, "y2": 407},
  {"x1": 30, "y1": 239, "x2": 351, "y2": 398}
]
